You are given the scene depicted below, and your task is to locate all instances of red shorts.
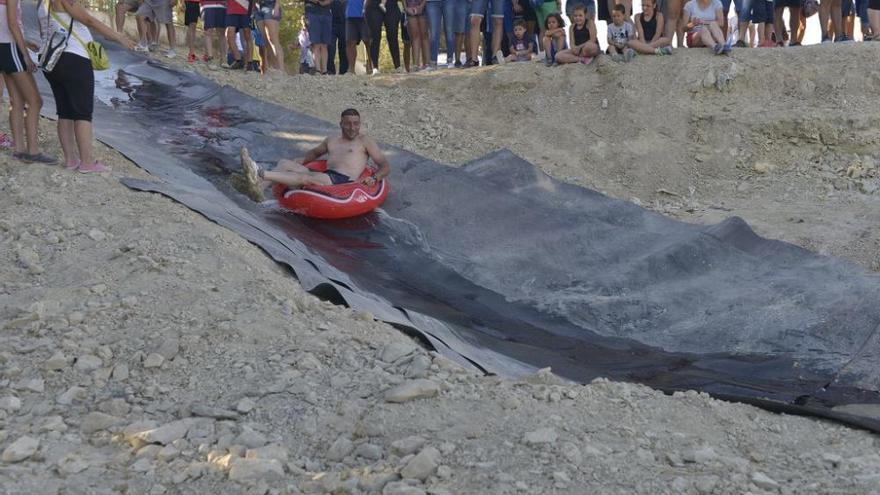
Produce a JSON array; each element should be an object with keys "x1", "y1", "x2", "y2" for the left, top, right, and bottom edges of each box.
[{"x1": 686, "y1": 30, "x2": 698, "y2": 47}]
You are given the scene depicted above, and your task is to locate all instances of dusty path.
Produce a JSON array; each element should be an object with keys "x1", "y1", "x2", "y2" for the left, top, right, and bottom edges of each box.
[{"x1": 1, "y1": 46, "x2": 880, "y2": 494}]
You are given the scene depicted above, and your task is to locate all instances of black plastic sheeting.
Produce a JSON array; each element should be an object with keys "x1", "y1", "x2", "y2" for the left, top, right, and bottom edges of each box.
[{"x1": 27, "y1": 7, "x2": 880, "y2": 431}]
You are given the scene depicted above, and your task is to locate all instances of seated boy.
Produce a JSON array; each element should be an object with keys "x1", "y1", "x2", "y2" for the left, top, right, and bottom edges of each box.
[
  {"x1": 499, "y1": 19, "x2": 534, "y2": 62},
  {"x1": 606, "y1": 4, "x2": 636, "y2": 61}
]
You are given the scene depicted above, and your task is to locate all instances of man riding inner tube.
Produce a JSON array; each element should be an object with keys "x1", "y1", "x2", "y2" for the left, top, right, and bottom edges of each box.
[{"x1": 239, "y1": 107, "x2": 392, "y2": 203}]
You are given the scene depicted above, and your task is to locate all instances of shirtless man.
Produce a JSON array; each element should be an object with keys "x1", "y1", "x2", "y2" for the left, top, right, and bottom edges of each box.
[{"x1": 239, "y1": 108, "x2": 391, "y2": 202}]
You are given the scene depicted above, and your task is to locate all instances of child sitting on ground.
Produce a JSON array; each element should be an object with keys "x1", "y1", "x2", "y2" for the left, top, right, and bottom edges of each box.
[
  {"x1": 499, "y1": 19, "x2": 535, "y2": 62},
  {"x1": 607, "y1": 4, "x2": 636, "y2": 61},
  {"x1": 541, "y1": 12, "x2": 566, "y2": 65},
  {"x1": 628, "y1": 0, "x2": 673, "y2": 54},
  {"x1": 554, "y1": 4, "x2": 599, "y2": 64}
]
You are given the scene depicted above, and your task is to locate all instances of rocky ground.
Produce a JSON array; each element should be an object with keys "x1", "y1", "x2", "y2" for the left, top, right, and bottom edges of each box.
[{"x1": 2, "y1": 44, "x2": 880, "y2": 494}]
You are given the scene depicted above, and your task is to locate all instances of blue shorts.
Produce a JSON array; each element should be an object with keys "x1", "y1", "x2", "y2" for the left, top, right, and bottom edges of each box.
[
  {"x1": 751, "y1": 0, "x2": 773, "y2": 22},
  {"x1": 471, "y1": 0, "x2": 506, "y2": 18},
  {"x1": 225, "y1": 13, "x2": 251, "y2": 29},
  {"x1": 254, "y1": 4, "x2": 282, "y2": 21},
  {"x1": 841, "y1": 0, "x2": 854, "y2": 16},
  {"x1": 721, "y1": 0, "x2": 732, "y2": 12},
  {"x1": 202, "y1": 7, "x2": 226, "y2": 29},
  {"x1": 325, "y1": 169, "x2": 352, "y2": 184},
  {"x1": 452, "y1": 0, "x2": 470, "y2": 32},
  {"x1": 773, "y1": 0, "x2": 800, "y2": 9},
  {"x1": 307, "y1": 12, "x2": 333, "y2": 44}
]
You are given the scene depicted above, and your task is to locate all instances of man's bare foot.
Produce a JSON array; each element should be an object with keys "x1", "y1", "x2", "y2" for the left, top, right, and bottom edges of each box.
[{"x1": 240, "y1": 147, "x2": 266, "y2": 202}]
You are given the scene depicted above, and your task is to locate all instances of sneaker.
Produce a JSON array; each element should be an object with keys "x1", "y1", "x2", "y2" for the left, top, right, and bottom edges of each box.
[
  {"x1": 371, "y1": 67, "x2": 379, "y2": 75},
  {"x1": 229, "y1": 59, "x2": 244, "y2": 70},
  {"x1": 148, "y1": 42, "x2": 159, "y2": 52},
  {"x1": 623, "y1": 48, "x2": 636, "y2": 61},
  {"x1": 789, "y1": 41, "x2": 801, "y2": 46},
  {"x1": 0, "y1": 133, "x2": 12, "y2": 149},
  {"x1": 721, "y1": 41, "x2": 732, "y2": 55},
  {"x1": 835, "y1": 34, "x2": 851, "y2": 42},
  {"x1": 661, "y1": 46, "x2": 674, "y2": 55},
  {"x1": 544, "y1": 57, "x2": 553, "y2": 66},
  {"x1": 713, "y1": 43, "x2": 723, "y2": 55},
  {"x1": 202, "y1": 53, "x2": 212, "y2": 62},
  {"x1": 454, "y1": 59, "x2": 462, "y2": 68},
  {"x1": 240, "y1": 147, "x2": 265, "y2": 202},
  {"x1": 78, "y1": 160, "x2": 110, "y2": 173},
  {"x1": 65, "y1": 159, "x2": 80, "y2": 171},
  {"x1": 394, "y1": 66, "x2": 406, "y2": 74},
  {"x1": 734, "y1": 39, "x2": 747, "y2": 48},
  {"x1": 465, "y1": 59, "x2": 478, "y2": 68},
  {"x1": 134, "y1": 42, "x2": 149, "y2": 52},
  {"x1": 165, "y1": 49, "x2": 176, "y2": 58},
  {"x1": 821, "y1": 36, "x2": 832, "y2": 44},
  {"x1": 494, "y1": 50, "x2": 505, "y2": 65},
  {"x1": 14, "y1": 152, "x2": 57, "y2": 164},
  {"x1": 379, "y1": 2, "x2": 386, "y2": 11},
  {"x1": 187, "y1": 52, "x2": 197, "y2": 63},
  {"x1": 447, "y1": 61, "x2": 455, "y2": 69}
]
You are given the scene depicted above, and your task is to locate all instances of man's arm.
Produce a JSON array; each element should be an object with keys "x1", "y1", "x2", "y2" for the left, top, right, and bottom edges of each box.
[
  {"x1": 362, "y1": 137, "x2": 391, "y2": 184},
  {"x1": 298, "y1": 138, "x2": 329, "y2": 164}
]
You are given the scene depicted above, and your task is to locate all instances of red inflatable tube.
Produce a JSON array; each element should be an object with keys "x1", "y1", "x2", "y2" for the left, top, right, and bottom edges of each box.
[{"x1": 272, "y1": 160, "x2": 390, "y2": 219}]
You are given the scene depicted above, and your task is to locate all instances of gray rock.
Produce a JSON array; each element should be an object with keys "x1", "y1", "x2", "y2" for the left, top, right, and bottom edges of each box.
[
  {"x1": 56, "y1": 453, "x2": 90, "y2": 474},
  {"x1": 2, "y1": 436, "x2": 39, "y2": 463},
  {"x1": 0, "y1": 396, "x2": 21, "y2": 412},
  {"x1": 111, "y1": 364, "x2": 129, "y2": 381},
  {"x1": 379, "y1": 342, "x2": 417, "y2": 363},
  {"x1": 246, "y1": 444, "x2": 289, "y2": 463},
  {"x1": 383, "y1": 482, "x2": 426, "y2": 495},
  {"x1": 522, "y1": 427, "x2": 558, "y2": 446},
  {"x1": 81, "y1": 412, "x2": 124, "y2": 434},
  {"x1": 683, "y1": 447, "x2": 718, "y2": 464},
  {"x1": 391, "y1": 436, "x2": 427, "y2": 456},
  {"x1": 13, "y1": 378, "x2": 44, "y2": 393},
  {"x1": 57, "y1": 386, "x2": 87, "y2": 405},
  {"x1": 560, "y1": 442, "x2": 582, "y2": 465},
  {"x1": 405, "y1": 355, "x2": 432, "y2": 379},
  {"x1": 227, "y1": 458, "x2": 285, "y2": 483},
  {"x1": 39, "y1": 416, "x2": 67, "y2": 432},
  {"x1": 236, "y1": 398, "x2": 256, "y2": 414},
  {"x1": 327, "y1": 436, "x2": 354, "y2": 462},
  {"x1": 132, "y1": 419, "x2": 192, "y2": 445},
  {"x1": 355, "y1": 443, "x2": 384, "y2": 460},
  {"x1": 157, "y1": 445, "x2": 180, "y2": 462},
  {"x1": 234, "y1": 426, "x2": 267, "y2": 449},
  {"x1": 821, "y1": 453, "x2": 843, "y2": 468},
  {"x1": 43, "y1": 351, "x2": 70, "y2": 371},
  {"x1": 190, "y1": 404, "x2": 239, "y2": 420},
  {"x1": 98, "y1": 398, "x2": 131, "y2": 417},
  {"x1": 155, "y1": 338, "x2": 180, "y2": 360},
  {"x1": 385, "y1": 380, "x2": 440, "y2": 403},
  {"x1": 143, "y1": 353, "x2": 165, "y2": 369},
  {"x1": 75, "y1": 354, "x2": 103, "y2": 371},
  {"x1": 401, "y1": 447, "x2": 441, "y2": 481},
  {"x1": 750, "y1": 471, "x2": 779, "y2": 491}
]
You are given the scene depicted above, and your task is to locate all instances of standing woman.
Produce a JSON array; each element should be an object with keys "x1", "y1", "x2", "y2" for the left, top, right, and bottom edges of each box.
[
  {"x1": 1, "y1": 0, "x2": 55, "y2": 163},
  {"x1": 366, "y1": 0, "x2": 402, "y2": 72},
  {"x1": 254, "y1": 0, "x2": 285, "y2": 72},
  {"x1": 405, "y1": 0, "x2": 428, "y2": 69},
  {"x1": 38, "y1": 0, "x2": 134, "y2": 172}
]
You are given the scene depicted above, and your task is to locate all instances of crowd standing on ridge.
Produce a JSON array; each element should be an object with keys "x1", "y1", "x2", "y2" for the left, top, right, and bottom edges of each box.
[{"x1": 111, "y1": 0, "x2": 880, "y2": 73}]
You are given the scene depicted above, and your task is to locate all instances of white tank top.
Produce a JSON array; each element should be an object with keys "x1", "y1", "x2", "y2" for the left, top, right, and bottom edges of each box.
[
  {"x1": 37, "y1": 0, "x2": 92, "y2": 59},
  {"x1": 0, "y1": 0, "x2": 24, "y2": 44}
]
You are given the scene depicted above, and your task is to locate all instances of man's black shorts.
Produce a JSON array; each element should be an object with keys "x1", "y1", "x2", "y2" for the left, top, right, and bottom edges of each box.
[{"x1": 345, "y1": 17, "x2": 370, "y2": 44}]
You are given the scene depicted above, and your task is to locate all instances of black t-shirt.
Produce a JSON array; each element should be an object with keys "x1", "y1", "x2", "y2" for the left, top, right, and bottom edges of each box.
[{"x1": 305, "y1": 0, "x2": 332, "y2": 15}]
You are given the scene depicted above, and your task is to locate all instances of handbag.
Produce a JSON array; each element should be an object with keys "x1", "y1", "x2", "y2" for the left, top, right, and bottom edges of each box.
[
  {"x1": 51, "y1": 11, "x2": 109, "y2": 70},
  {"x1": 37, "y1": 0, "x2": 72, "y2": 73}
]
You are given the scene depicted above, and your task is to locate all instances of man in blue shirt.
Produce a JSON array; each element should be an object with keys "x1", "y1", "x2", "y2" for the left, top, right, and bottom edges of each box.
[{"x1": 345, "y1": 0, "x2": 371, "y2": 71}]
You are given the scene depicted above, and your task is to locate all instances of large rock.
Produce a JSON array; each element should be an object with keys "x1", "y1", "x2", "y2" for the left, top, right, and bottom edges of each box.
[
  {"x1": 384, "y1": 380, "x2": 440, "y2": 403},
  {"x1": 0, "y1": 396, "x2": 21, "y2": 412},
  {"x1": 2, "y1": 436, "x2": 39, "y2": 463},
  {"x1": 81, "y1": 412, "x2": 124, "y2": 434},
  {"x1": 379, "y1": 342, "x2": 417, "y2": 363},
  {"x1": 228, "y1": 458, "x2": 285, "y2": 483},
  {"x1": 400, "y1": 447, "x2": 441, "y2": 481},
  {"x1": 391, "y1": 436, "x2": 427, "y2": 456},
  {"x1": 129, "y1": 419, "x2": 192, "y2": 445},
  {"x1": 326, "y1": 436, "x2": 355, "y2": 462},
  {"x1": 522, "y1": 427, "x2": 558, "y2": 446}
]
